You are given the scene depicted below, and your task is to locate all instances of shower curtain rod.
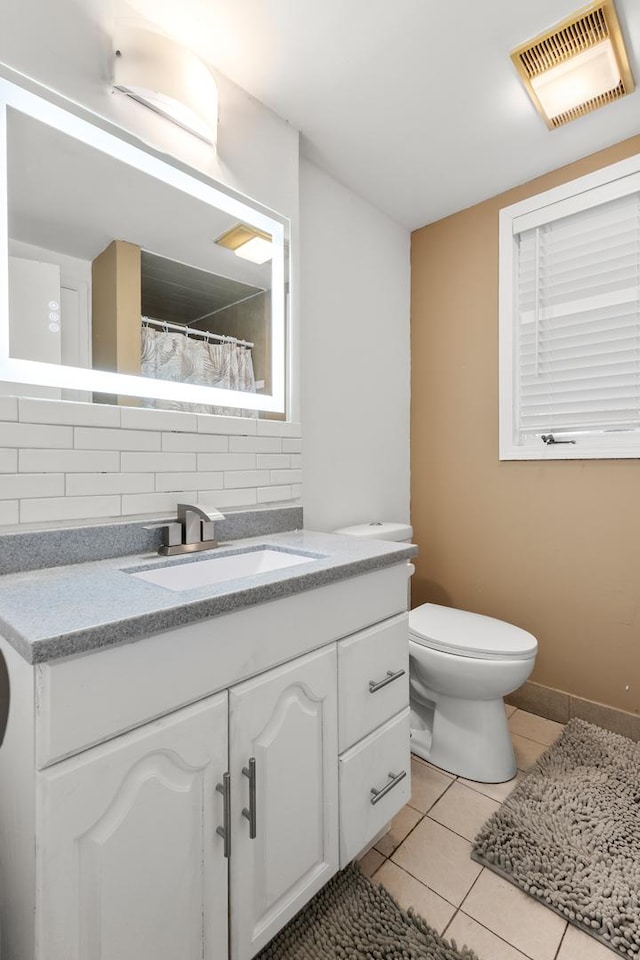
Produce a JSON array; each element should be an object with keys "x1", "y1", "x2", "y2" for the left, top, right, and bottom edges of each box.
[{"x1": 142, "y1": 316, "x2": 254, "y2": 349}]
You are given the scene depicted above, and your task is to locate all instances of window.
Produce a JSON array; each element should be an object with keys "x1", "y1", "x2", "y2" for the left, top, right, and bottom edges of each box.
[{"x1": 499, "y1": 152, "x2": 640, "y2": 459}]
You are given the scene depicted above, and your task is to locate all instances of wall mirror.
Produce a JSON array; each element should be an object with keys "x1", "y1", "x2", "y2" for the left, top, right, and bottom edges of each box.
[{"x1": 0, "y1": 78, "x2": 288, "y2": 417}]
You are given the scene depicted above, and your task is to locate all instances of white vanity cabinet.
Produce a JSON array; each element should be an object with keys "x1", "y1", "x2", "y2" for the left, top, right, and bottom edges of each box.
[
  {"x1": 38, "y1": 692, "x2": 229, "y2": 960},
  {"x1": 229, "y1": 646, "x2": 338, "y2": 960},
  {"x1": 0, "y1": 562, "x2": 410, "y2": 960}
]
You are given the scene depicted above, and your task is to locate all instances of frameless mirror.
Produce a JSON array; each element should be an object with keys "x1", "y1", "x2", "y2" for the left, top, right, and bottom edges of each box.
[{"x1": 0, "y1": 78, "x2": 288, "y2": 416}]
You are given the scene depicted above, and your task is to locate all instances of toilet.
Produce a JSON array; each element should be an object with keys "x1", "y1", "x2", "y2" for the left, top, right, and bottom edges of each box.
[{"x1": 334, "y1": 522, "x2": 538, "y2": 784}]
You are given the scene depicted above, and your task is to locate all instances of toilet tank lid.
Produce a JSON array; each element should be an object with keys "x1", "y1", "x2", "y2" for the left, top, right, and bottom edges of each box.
[
  {"x1": 333, "y1": 521, "x2": 413, "y2": 542},
  {"x1": 409, "y1": 603, "x2": 538, "y2": 660}
]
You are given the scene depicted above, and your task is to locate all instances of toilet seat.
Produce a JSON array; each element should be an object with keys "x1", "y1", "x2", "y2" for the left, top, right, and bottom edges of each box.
[{"x1": 409, "y1": 603, "x2": 537, "y2": 661}]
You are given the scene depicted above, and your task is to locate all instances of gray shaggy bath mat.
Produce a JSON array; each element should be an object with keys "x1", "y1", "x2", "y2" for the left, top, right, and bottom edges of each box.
[
  {"x1": 472, "y1": 718, "x2": 640, "y2": 957},
  {"x1": 256, "y1": 862, "x2": 478, "y2": 959}
]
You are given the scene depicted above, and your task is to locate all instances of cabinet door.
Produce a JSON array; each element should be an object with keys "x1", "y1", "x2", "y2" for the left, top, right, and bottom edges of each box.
[
  {"x1": 37, "y1": 693, "x2": 229, "y2": 960},
  {"x1": 229, "y1": 645, "x2": 338, "y2": 960}
]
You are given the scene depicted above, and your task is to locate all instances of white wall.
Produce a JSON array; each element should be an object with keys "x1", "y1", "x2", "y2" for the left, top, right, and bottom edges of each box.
[
  {"x1": 0, "y1": 3, "x2": 412, "y2": 532},
  {"x1": 299, "y1": 159, "x2": 410, "y2": 532}
]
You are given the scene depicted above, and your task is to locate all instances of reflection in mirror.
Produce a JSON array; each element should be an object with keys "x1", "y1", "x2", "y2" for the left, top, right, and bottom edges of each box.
[{"x1": 2, "y1": 85, "x2": 287, "y2": 416}]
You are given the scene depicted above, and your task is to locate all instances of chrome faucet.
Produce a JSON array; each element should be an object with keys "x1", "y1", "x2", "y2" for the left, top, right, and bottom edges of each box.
[{"x1": 158, "y1": 503, "x2": 226, "y2": 556}]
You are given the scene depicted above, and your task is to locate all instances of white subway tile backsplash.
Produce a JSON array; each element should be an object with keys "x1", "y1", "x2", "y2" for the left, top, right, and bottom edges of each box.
[
  {"x1": 0, "y1": 450, "x2": 18, "y2": 473},
  {"x1": 65, "y1": 473, "x2": 154, "y2": 496},
  {"x1": 257, "y1": 485, "x2": 292, "y2": 503},
  {"x1": 204, "y1": 488, "x2": 258, "y2": 508},
  {"x1": 120, "y1": 407, "x2": 198, "y2": 432},
  {"x1": 197, "y1": 414, "x2": 258, "y2": 436},
  {"x1": 229, "y1": 437, "x2": 281, "y2": 454},
  {"x1": 155, "y1": 472, "x2": 223, "y2": 493},
  {"x1": 197, "y1": 453, "x2": 256, "y2": 471},
  {"x1": 224, "y1": 470, "x2": 270, "y2": 489},
  {"x1": 0, "y1": 473, "x2": 65, "y2": 500},
  {"x1": 256, "y1": 454, "x2": 291, "y2": 469},
  {"x1": 19, "y1": 449, "x2": 121, "y2": 473},
  {"x1": 270, "y1": 469, "x2": 302, "y2": 485},
  {"x1": 0, "y1": 423, "x2": 73, "y2": 448},
  {"x1": 282, "y1": 439, "x2": 302, "y2": 453},
  {"x1": 20, "y1": 495, "x2": 121, "y2": 524},
  {"x1": 19, "y1": 398, "x2": 120, "y2": 428},
  {"x1": 0, "y1": 500, "x2": 19, "y2": 525},
  {"x1": 120, "y1": 452, "x2": 196, "y2": 472},
  {"x1": 162, "y1": 433, "x2": 229, "y2": 453},
  {"x1": 256, "y1": 421, "x2": 302, "y2": 438},
  {"x1": 0, "y1": 398, "x2": 18, "y2": 421},
  {"x1": 121, "y1": 491, "x2": 198, "y2": 516},
  {"x1": 0, "y1": 399, "x2": 301, "y2": 526},
  {"x1": 75, "y1": 428, "x2": 161, "y2": 451}
]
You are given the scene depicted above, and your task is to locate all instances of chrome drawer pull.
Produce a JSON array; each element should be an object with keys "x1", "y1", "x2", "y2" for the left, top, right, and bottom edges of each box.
[
  {"x1": 369, "y1": 668, "x2": 405, "y2": 694},
  {"x1": 370, "y1": 770, "x2": 407, "y2": 806},
  {"x1": 242, "y1": 757, "x2": 257, "y2": 839},
  {"x1": 215, "y1": 772, "x2": 231, "y2": 858}
]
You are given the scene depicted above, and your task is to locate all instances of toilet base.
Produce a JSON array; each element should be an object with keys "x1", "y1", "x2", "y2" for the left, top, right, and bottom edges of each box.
[{"x1": 410, "y1": 694, "x2": 517, "y2": 783}]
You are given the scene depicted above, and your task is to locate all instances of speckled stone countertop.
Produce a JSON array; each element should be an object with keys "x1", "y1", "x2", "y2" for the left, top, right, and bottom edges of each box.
[{"x1": 0, "y1": 531, "x2": 417, "y2": 665}]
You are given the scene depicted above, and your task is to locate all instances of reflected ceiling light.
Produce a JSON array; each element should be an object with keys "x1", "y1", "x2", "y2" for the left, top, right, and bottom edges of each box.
[
  {"x1": 112, "y1": 24, "x2": 218, "y2": 145},
  {"x1": 215, "y1": 224, "x2": 273, "y2": 265},
  {"x1": 510, "y1": 0, "x2": 634, "y2": 129}
]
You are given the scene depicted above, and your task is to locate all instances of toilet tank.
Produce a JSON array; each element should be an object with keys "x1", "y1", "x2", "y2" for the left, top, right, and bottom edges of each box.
[
  {"x1": 333, "y1": 522, "x2": 414, "y2": 608},
  {"x1": 333, "y1": 521, "x2": 413, "y2": 543}
]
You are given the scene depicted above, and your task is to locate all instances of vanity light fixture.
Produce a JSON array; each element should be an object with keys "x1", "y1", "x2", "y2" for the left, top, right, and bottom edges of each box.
[
  {"x1": 215, "y1": 224, "x2": 273, "y2": 265},
  {"x1": 112, "y1": 25, "x2": 218, "y2": 145},
  {"x1": 510, "y1": 0, "x2": 634, "y2": 129}
]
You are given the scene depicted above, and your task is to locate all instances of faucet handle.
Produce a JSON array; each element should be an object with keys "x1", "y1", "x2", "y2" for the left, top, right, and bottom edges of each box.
[{"x1": 161, "y1": 522, "x2": 182, "y2": 548}]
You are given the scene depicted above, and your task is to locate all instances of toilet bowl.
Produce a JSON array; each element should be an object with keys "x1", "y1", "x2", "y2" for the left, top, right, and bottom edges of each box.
[
  {"x1": 332, "y1": 522, "x2": 537, "y2": 784},
  {"x1": 409, "y1": 603, "x2": 537, "y2": 782}
]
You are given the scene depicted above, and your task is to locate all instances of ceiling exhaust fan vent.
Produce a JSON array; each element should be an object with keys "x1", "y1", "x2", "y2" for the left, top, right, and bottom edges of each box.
[{"x1": 511, "y1": 0, "x2": 634, "y2": 128}]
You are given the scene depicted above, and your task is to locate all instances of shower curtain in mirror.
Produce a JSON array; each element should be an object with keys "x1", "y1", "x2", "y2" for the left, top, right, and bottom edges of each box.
[{"x1": 140, "y1": 325, "x2": 257, "y2": 416}]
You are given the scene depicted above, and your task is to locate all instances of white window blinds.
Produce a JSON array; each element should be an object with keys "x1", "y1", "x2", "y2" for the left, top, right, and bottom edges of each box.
[{"x1": 514, "y1": 191, "x2": 640, "y2": 442}]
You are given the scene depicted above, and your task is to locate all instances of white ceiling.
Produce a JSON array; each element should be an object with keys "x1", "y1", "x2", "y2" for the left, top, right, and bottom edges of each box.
[{"x1": 125, "y1": 0, "x2": 640, "y2": 229}]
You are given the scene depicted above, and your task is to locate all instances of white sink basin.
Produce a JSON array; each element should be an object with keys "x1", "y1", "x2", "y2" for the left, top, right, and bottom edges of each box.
[{"x1": 129, "y1": 547, "x2": 317, "y2": 592}]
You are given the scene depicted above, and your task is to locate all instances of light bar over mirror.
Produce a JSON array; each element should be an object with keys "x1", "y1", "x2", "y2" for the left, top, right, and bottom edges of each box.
[{"x1": 0, "y1": 78, "x2": 288, "y2": 416}]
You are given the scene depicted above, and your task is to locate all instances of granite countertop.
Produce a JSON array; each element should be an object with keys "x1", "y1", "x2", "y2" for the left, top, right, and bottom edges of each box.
[{"x1": 0, "y1": 530, "x2": 417, "y2": 664}]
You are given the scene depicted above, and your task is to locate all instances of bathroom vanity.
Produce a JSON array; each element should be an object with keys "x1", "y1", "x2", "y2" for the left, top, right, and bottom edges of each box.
[{"x1": 0, "y1": 530, "x2": 416, "y2": 960}]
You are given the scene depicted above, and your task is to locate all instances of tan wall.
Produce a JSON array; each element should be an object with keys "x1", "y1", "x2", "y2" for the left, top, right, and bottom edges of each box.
[{"x1": 411, "y1": 134, "x2": 640, "y2": 716}]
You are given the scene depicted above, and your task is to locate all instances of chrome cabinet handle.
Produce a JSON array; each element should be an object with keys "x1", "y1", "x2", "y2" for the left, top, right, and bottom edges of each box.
[
  {"x1": 369, "y1": 668, "x2": 406, "y2": 694},
  {"x1": 242, "y1": 758, "x2": 257, "y2": 839},
  {"x1": 370, "y1": 770, "x2": 407, "y2": 806},
  {"x1": 215, "y1": 772, "x2": 231, "y2": 858}
]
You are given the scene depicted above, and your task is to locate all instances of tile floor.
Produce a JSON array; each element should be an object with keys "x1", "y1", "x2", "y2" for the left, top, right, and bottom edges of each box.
[{"x1": 360, "y1": 707, "x2": 615, "y2": 960}]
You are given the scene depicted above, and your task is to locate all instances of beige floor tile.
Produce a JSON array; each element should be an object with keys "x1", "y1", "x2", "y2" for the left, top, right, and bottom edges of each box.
[
  {"x1": 408, "y1": 756, "x2": 454, "y2": 813},
  {"x1": 392, "y1": 817, "x2": 482, "y2": 906},
  {"x1": 458, "y1": 771, "x2": 524, "y2": 804},
  {"x1": 463, "y1": 870, "x2": 566, "y2": 960},
  {"x1": 375, "y1": 804, "x2": 422, "y2": 857},
  {"x1": 512, "y1": 733, "x2": 547, "y2": 771},
  {"x1": 428, "y1": 781, "x2": 500, "y2": 842},
  {"x1": 556, "y1": 924, "x2": 618, "y2": 960},
  {"x1": 375, "y1": 860, "x2": 456, "y2": 935},
  {"x1": 508, "y1": 709, "x2": 565, "y2": 746},
  {"x1": 357, "y1": 847, "x2": 385, "y2": 878},
  {"x1": 447, "y1": 912, "x2": 531, "y2": 960}
]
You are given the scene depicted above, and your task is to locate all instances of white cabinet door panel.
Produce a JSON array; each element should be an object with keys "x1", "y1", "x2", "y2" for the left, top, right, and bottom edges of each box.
[
  {"x1": 229, "y1": 645, "x2": 338, "y2": 960},
  {"x1": 37, "y1": 693, "x2": 228, "y2": 960}
]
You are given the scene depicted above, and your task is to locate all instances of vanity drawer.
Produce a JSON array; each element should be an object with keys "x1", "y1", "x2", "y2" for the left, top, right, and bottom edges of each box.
[
  {"x1": 338, "y1": 613, "x2": 408, "y2": 751},
  {"x1": 338, "y1": 708, "x2": 410, "y2": 866}
]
